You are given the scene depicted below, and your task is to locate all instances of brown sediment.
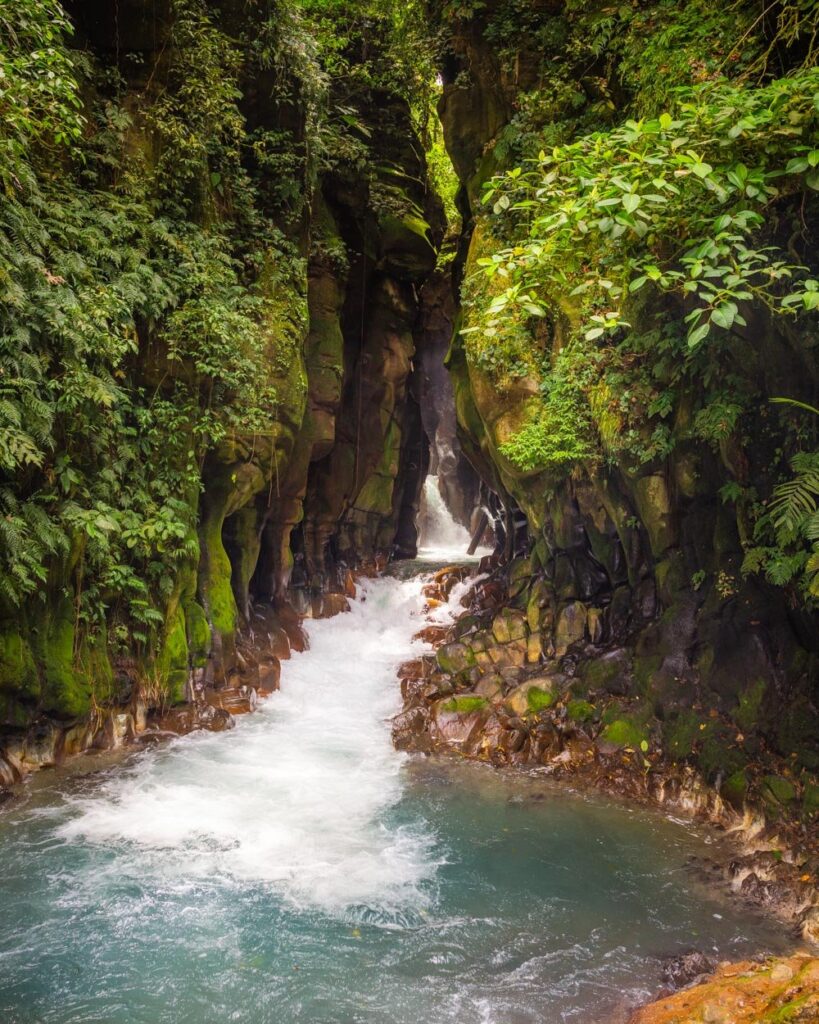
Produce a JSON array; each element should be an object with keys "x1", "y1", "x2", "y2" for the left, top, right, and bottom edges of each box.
[{"x1": 627, "y1": 953, "x2": 819, "y2": 1023}]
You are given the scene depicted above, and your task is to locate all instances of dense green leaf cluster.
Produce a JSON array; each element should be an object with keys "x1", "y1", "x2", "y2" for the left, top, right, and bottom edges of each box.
[
  {"x1": 0, "y1": 0, "x2": 307, "y2": 648},
  {"x1": 455, "y1": 0, "x2": 819, "y2": 601}
]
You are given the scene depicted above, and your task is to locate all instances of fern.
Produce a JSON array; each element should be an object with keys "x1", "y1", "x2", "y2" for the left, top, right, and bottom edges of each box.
[{"x1": 769, "y1": 453, "x2": 819, "y2": 535}]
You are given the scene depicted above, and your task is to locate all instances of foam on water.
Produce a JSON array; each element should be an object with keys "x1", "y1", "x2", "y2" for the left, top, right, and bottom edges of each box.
[{"x1": 56, "y1": 575, "x2": 452, "y2": 913}]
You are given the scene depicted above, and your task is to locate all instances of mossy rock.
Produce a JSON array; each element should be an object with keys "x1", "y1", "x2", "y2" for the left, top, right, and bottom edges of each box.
[
  {"x1": 580, "y1": 650, "x2": 631, "y2": 694},
  {"x1": 722, "y1": 769, "x2": 748, "y2": 808},
  {"x1": 157, "y1": 606, "x2": 189, "y2": 705},
  {"x1": 436, "y1": 642, "x2": 476, "y2": 675},
  {"x1": 776, "y1": 696, "x2": 819, "y2": 770},
  {"x1": 0, "y1": 631, "x2": 39, "y2": 701},
  {"x1": 735, "y1": 679, "x2": 767, "y2": 733},
  {"x1": 35, "y1": 598, "x2": 107, "y2": 720},
  {"x1": 554, "y1": 601, "x2": 587, "y2": 654},
  {"x1": 664, "y1": 709, "x2": 703, "y2": 760},
  {"x1": 492, "y1": 608, "x2": 527, "y2": 644},
  {"x1": 440, "y1": 695, "x2": 488, "y2": 715},
  {"x1": 506, "y1": 678, "x2": 557, "y2": 717},
  {"x1": 185, "y1": 601, "x2": 211, "y2": 669},
  {"x1": 567, "y1": 699, "x2": 595, "y2": 723},
  {"x1": 632, "y1": 653, "x2": 663, "y2": 695},
  {"x1": 378, "y1": 211, "x2": 437, "y2": 280},
  {"x1": 762, "y1": 774, "x2": 797, "y2": 807},
  {"x1": 803, "y1": 782, "x2": 819, "y2": 817},
  {"x1": 697, "y1": 725, "x2": 748, "y2": 781},
  {"x1": 600, "y1": 717, "x2": 648, "y2": 749},
  {"x1": 0, "y1": 693, "x2": 35, "y2": 729},
  {"x1": 527, "y1": 686, "x2": 556, "y2": 713}
]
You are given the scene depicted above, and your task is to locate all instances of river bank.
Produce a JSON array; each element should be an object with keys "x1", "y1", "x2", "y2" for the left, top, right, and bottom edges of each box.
[{"x1": 393, "y1": 563, "x2": 819, "y2": 949}]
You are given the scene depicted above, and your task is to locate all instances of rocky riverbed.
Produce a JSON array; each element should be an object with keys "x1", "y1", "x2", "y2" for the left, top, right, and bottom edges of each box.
[{"x1": 392, "y1": 564, "x2": 819, "y2": 949}]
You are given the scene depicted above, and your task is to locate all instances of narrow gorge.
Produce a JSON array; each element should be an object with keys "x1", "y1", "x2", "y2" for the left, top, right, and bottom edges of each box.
[{"x1": 1, "y1": 1, "x2": 819, "y2": 1021}]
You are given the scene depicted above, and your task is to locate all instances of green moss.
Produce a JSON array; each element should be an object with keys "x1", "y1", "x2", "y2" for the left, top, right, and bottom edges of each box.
[
  {"x1": 766, "y1": 995, "x2": 811, "y2": 1022},
  {"x1": 632, "y1": 653, "x2": 662, "y2": 695},
  {"x1": 0, "y1": 631, "x2": 39, "y2": 700},
  {"x1": 762, "y1": 774, "x2": 797, "y2": 806},
  {"x1": 776, "y1": 697, "x2": 819, "y2": 770},
  {"x1": 437, "y1": 642, "x2": 476, "y2": 675},
  {"x1": 567, "y1": 699, "x2": 595, "y2": 722},
  {"x1": 0, "y1": 693, "x2": 32, "y2": 728},
  {"x1": 582, "y1": 654, "x2": 632, "y2": 691},
  {"x1": 441, "y1": 695, "x2": 488, "y2": 714},
  {"x1": 185, "y1": 601, "x2": 211, "y2": 669},
  {"x1": 803, "y1": 781, "x2": 819, "y2": 816},
  {"x1": 526, "y1": 686, "x2": 556, "y2": 713},
  {"x1": 600, "y1": 717, "x2": 648, "y2": 748},
  {"x1": 735, "y1": 678, "x2": 766, "y2": 733},
  {"x1": 722, "y1": 769, "x2": 748, "y2": 807},
  {"x1": 200, "y1": 512, "x2": 237, "y2": 642},
  {"x1": 37, "y1": 600, "x2": 90, "y2": 720},
  {"x1": 697, "y1": 726, "x2": 747, "y2": 781},
  {"x1": 664, "y1": 709, "x2": 702, "y2": 760},
  {"x1": 157, "y1": 606, "x2": 189, "y2": 705}
]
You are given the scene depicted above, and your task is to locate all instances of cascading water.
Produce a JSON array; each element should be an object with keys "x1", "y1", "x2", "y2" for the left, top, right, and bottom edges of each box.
[
  {"x1": 417, "y1": 474, "x2": 487, "y2": 561},
  {"x1": 0, "y1": 574, "x2": 789, "y2": 1024}
]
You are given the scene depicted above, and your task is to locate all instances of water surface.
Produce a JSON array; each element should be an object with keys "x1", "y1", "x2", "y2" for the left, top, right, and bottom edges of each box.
[{"x1": 0, "y1": 575, "x2": 789, "y2": 1024}]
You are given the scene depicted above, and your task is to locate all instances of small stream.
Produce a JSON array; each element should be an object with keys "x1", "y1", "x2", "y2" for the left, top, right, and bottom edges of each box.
[{"x1": 0, "y1": 568, "x2": 790, "y2": 1024}]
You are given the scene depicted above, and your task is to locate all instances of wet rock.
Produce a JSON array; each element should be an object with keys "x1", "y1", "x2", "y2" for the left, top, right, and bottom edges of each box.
[
  {"x1": 310, "y1": 593, "x2": 351, "y2": 619},
  {"x1": 474, "y1": 673, "x2": 504, "y2": 700},
  {"x1": 429, "y1": 695, "x2": 491, "y2": 753},
  {"x1": 391, "y1": 706, "x2": 431, "y2": 751},
  {"x1": 491, "y1": 608, "x2": 527, "y2": 644},
  {"x1": 587, "y1": 607, "x2": 604, "y2": 644},
  {"x1": 436, "y1": 641, "x2": 474, "y2": 675},
  {"x1": 555, "y1": 601, "x2": 587, "y2": 656},
  {"x1": 526, "y1": 631, "x2": 543, "y2": 664},
  {"x1": 156, "y1": 703, "x2": 235, "y2": 736},
  {"x1": 257, "y1": 659, "x2": 281, "y2": 693},
  {"x1": 414, "y1": 625, "x2": 450, "y2": 645},
  {"x1": 660, "y1": 950, "x2": 717, "y2": 991},
  {"x1": 0, "y1": 755, "x2": 20, "y2": 789},
  {"x1": 531, "y1": 722, "x2": 562, "y2": 762},
  {"x1": 579, "y1": 649, "x2": 632, "y2": 695},
  {"x1": 505, "y1": 678, "x2": 558, "y2": 717}
]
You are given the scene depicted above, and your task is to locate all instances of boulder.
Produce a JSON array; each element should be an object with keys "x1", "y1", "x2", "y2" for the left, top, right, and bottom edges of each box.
[
  {"x1": 555, "y1": 601, "x2": 587, "y2": 656},
  {"x1": 491, "y1": 608, "x2": 527, "y2": 644},
  {"x1": 505, "y1": 677, "x2": 559, "y2": 717},
  {"x1": 429, "y1": 695, "x2": 491, "y2": 753},
  {"x1": 436, "y1": 641, "x2": 475, "y2": 675}
]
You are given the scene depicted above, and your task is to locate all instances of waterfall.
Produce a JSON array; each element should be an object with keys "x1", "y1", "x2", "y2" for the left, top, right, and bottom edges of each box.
[{"x1": 417, "y1": 474, "x2": 481, "y2": 560}]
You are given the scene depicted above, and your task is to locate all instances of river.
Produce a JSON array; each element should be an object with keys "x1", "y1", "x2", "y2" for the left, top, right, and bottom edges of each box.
[{"x1": 0, "y1": 563, "x2": 790, "y2": 1024}]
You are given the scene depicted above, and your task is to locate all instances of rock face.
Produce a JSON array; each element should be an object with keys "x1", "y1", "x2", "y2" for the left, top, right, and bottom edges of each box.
[
  {"x1": 423, "y1": 1, "x2": 819, "y2": 793},
  {"x1": 628, "y1": 955, "x2": 819, "y2": 1024}
]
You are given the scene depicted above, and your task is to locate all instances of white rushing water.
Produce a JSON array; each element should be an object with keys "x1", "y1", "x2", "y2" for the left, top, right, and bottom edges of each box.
[
  {"x1": 56, "y1": 575, "x2": 454, "y2": 913},
  {"x1": 417, "y1": 474, "x2": 486, "y2": 561}
]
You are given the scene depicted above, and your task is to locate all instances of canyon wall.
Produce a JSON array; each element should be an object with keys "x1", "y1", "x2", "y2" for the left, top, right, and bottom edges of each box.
[
  {"x1": 421, "y1": 0, "x2": 819, "y2": 807},
  {"x1": 0, "y1": 0, "x2": 476, "y2": 775}
]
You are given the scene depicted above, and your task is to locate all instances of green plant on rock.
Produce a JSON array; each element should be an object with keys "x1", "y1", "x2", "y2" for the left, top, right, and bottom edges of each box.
[
  {"x1": 743, "y1": 451, "x2": 819, "y2": 600},
  {"x1": 481, "y1": 70, "x2": 819, "y2": 353}
]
